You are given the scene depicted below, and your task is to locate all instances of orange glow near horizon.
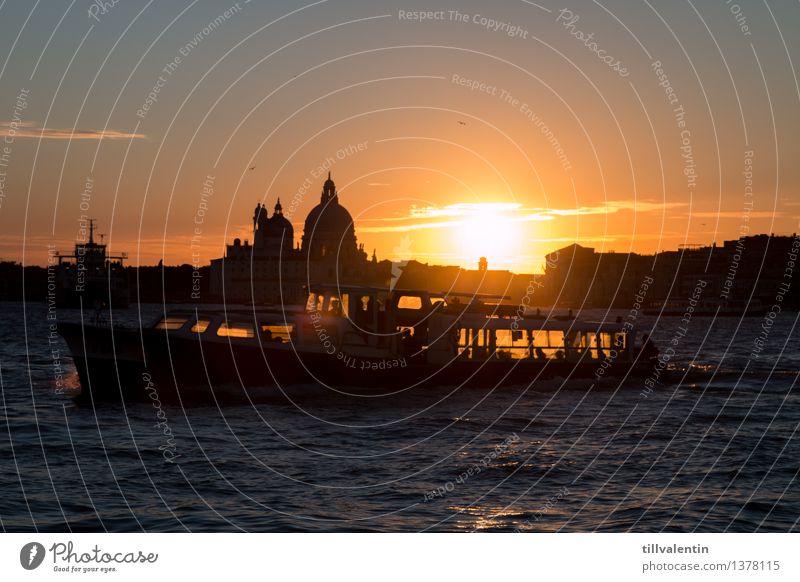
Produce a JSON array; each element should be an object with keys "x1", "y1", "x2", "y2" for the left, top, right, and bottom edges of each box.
[
  {"x1": 355, "y1": 199, "x2": 552, "y2": 273},
  {"x1": 454, "y1": 203, "x2": 525, "y2": 270}
]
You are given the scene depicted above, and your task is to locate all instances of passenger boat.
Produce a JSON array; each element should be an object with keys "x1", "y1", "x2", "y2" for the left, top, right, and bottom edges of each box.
[{"x1": 59, "y1": 286, "x2": 655, "y2": 405}]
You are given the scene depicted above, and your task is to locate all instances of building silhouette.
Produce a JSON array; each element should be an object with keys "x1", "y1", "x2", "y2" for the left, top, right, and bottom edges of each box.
[
  {"x1": 209, "y1": 173, "x2": 383, "y2": 304},
  {"x1": 542, "y1": 234, "x2": 800, "y2": 309}
]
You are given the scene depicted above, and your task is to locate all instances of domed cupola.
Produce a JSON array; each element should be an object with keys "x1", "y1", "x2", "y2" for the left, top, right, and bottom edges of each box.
[
  {"x1": 301, "y1": 173, "x2": 358, "y2": 259},
  {"x1": 267, "y1": 198, "x2": 294, "y2": 249},
  {"x1": 322, "y1": 172, "x2": 336, "y2": 201}
]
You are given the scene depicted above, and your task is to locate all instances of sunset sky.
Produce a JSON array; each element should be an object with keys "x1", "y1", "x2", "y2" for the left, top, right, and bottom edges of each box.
[{"x1": 0, "y1": 0, "x2": 798, "y2": 273}]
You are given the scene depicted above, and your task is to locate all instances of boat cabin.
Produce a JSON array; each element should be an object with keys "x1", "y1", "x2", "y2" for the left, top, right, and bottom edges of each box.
[
  {"x1": 152, "y1": 307, "x2": 299, "y2": 345},
  {"x1": 150, "y1": 285, "x2": 637, "y2": 366}
]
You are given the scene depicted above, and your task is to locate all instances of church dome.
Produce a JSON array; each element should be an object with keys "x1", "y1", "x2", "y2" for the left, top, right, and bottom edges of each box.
[
  {"x1": 267, "y1": 198, "x2": 294, "y2": 243},
  {"x1": 303, "y1": 202, "x2": 355, "y2": 240},
  {"x1": 302, "y1": 173, "x2": 357, "y2": 258}
]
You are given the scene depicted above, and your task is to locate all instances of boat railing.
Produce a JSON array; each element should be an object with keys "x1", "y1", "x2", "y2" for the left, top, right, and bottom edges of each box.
[{"x1": 451, "y1": 324, "x2": 631, "y2": 362}]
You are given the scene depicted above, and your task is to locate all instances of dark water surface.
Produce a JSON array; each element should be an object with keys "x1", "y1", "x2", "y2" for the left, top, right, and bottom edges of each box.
[{"x1": 1, "y1": 302, "x2": 797, "y2": 532}]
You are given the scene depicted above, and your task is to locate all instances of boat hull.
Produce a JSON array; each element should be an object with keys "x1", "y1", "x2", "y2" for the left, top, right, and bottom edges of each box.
[{"x1": 60, "y1": 323, "x2": 650, "y2": 405}]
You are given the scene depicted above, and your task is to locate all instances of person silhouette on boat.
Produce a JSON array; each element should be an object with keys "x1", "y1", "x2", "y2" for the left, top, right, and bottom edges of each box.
[
  {"x1": 402, "y1": 328, "x2": 422, "y2": 357},
  {"x1": 329, "y1": 297, "x2": 343, "y2": 316},
  {"x1": 260, "y1": 328, "x2": 283, "y2": 343},
  {"x1": 639, "y1": 334, "x2": 659, "y2": 360}
]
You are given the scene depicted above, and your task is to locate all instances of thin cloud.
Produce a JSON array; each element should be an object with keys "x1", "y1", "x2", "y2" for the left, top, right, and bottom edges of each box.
[
  {"x1": 534, "y1": 233, "x2": 681, "y2": 244},
  {"x1": 360, "y1": 200, "x2": 688, "y2": 233},
  {"x1": 0, "y1": 122, "x2": 145, "y2": 140},
  {"x1": 532, "y1": 236, "x2": 617, "y2": 244},
  {"x1": 691, "y1": 211, "x2": 781, "y2": 219},
  {"x1": 409, "y1": 202, "x2": 522, "y2": 218},
  {"x1": 359, "y1": 220, "x2": 467, "y2": 233},
  {"x1": 544, "y1": 200, "x2": 687, "y2": 216}
]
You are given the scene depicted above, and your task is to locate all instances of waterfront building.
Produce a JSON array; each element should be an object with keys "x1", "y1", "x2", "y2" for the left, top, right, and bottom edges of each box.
[{"x1": 209, "y1": 173, "x2": 383, "y2": 304}]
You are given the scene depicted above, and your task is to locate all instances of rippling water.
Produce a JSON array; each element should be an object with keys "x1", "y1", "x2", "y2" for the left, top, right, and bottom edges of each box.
[{"x1": 0, "y1": 302, "x2": 797, "y2": 532}]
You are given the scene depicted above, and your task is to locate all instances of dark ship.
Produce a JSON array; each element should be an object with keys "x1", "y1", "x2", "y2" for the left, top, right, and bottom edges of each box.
[
  {"x1": 59, "y1": 285, "x2": 654, "y2": 405},
  {"x1": 55, "y1": 219, "x2": 129, "y2": 308}
]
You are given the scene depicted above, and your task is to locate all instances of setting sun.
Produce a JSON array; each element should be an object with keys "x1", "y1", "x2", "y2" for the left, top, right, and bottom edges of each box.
[{"x1": 453, "y1": 203, "x2": 525, "y2": 269}]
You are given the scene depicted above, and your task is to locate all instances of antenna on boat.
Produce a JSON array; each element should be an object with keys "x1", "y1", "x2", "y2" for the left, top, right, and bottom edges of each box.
[{"x1": 88, "y1": 218, "x2": 95, "y2": 244}]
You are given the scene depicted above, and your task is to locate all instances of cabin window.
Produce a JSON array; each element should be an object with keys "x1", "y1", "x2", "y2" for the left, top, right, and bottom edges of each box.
[
  {"x1": 155, "y1": 316, "x2": 188, "y2": 330},
  {"x1": 397, "y1": 295, "x2": 423, "y2": 310},
  {"x1": 339, "y1": 294, "x2": 350, "y2": 316},
  {"x1": 259, "y1": 324, "x2": 294, "y2": 342},
  {"x1": 456, "y1": 327, "x2": 490, "y2": 358},
  {"x1": 530, "y1": 330, "x2": 548, "y2": 348},
  {"x1": 190, "y1": 319, "x2": 210, "y2": 333},
  {"x1": 327, "y1": 294, "x2": 348, "y2": 316},
  {"x1": 566, "y1": 332, "x2": 583, "y2": 348},
  {"x1": 494, "y1": 329, "x2": 531, "y2": 359},
  {"x1": 546, "y1": 330, "x2": 564, "y2": 348},
  {"x1": 307, "y1": 293, "x2": 349, "y2": 316},
  {"x1": 328, "y1": 297, "x2": 342, "y2": 315},
  {"x1": 537, "y1": 330, "x2": 564, "y2": 359},
  {"x1": 217, "y1": 322, "x2": 255, "y2": 338},
  {"x1": 458, "y1": 328, "x2": 488, "y2": 347}
]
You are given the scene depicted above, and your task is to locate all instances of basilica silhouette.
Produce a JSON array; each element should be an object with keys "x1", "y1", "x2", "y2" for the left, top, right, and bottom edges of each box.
[{"x1": 209, "y1": 173, "x2": 384, "y2": 304}]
